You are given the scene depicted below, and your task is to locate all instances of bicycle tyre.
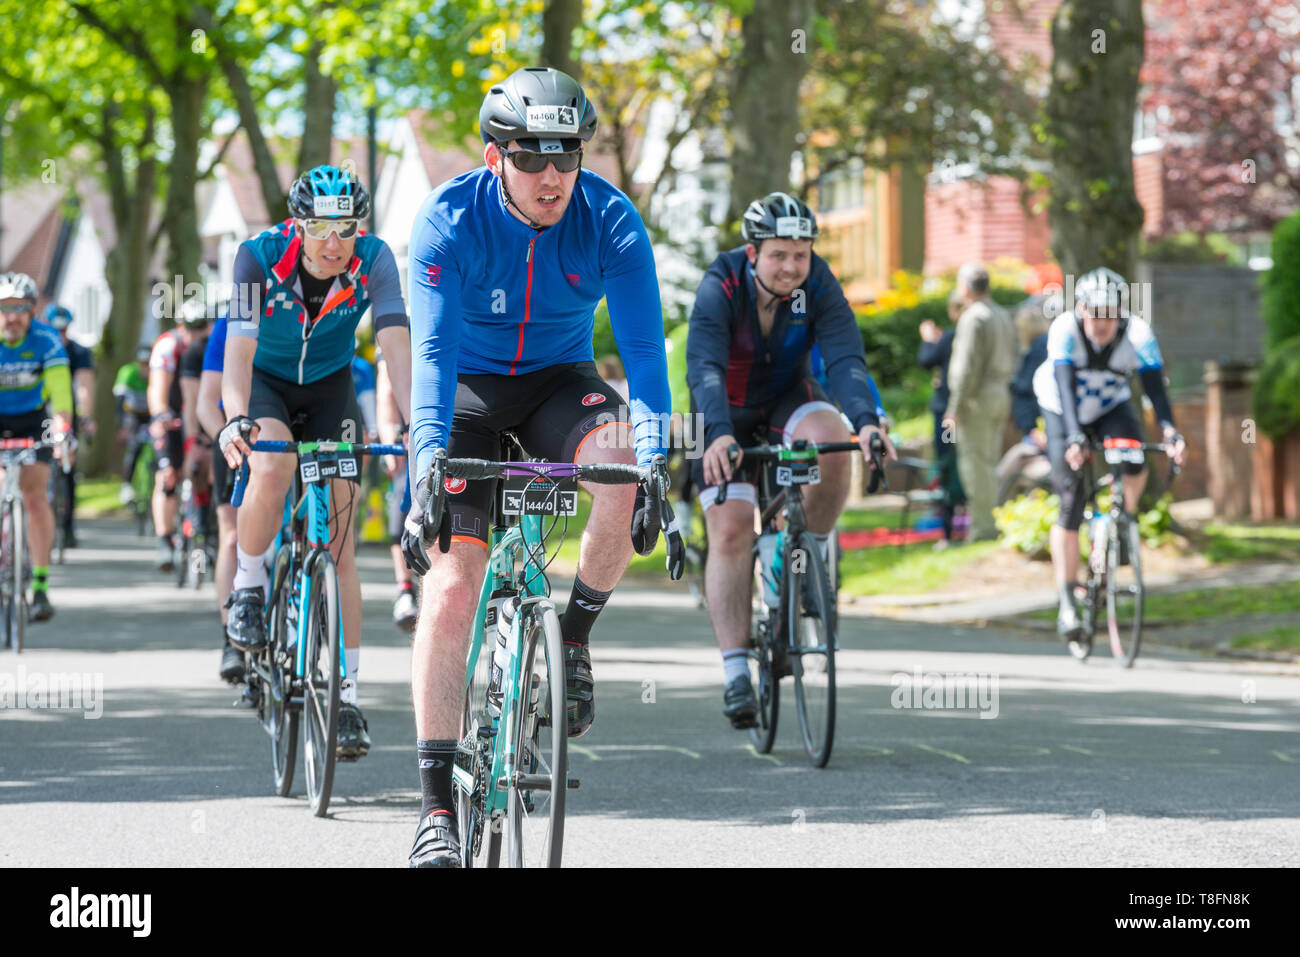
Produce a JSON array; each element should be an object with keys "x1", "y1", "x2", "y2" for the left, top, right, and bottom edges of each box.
[
  {"x1": 746, "y1": 550, "x2": 779, "y2": 753},
  {"x1": 267, "y1": 547, "x2": 298, "y2": 797},
  {"x1": 11, "y1": 499, "x2": 25, "y2": 654},
  {"x1": 787, "y1": 530, "x2": 836, "y2": 768},
  {"x1": 1106, "y1": 513, "x2": 1143, "y2": 667},
  {"x1": 456, "y1": 604, "x2": 504, "y2": 868},
  {"x1": 506, "y1": 604, "x2": 566, "y2": 868},
  {"x1": 302, "y1": 552, "x2": 341, "y2": 817},
  {"x1": 132, "y1": 441, "x2": 155, "y2": 536}
]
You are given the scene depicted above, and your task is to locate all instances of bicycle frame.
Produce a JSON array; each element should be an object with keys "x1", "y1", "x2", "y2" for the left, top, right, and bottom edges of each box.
[{"x1": 453, "y1": 512, "x2": 554, "y2": 819}]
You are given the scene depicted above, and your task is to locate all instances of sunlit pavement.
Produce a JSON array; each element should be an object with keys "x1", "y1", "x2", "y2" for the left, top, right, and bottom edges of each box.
[{"x1": 2, "y1": 519, "x2": 1297, "y2": 867}]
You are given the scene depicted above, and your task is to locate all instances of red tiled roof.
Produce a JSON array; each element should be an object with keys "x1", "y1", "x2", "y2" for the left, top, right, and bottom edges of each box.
[{"x1": 5, "y1": 203, "x2": 65, "y2": 290}]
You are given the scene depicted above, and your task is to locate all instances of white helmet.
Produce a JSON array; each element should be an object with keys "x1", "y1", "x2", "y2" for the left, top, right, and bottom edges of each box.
[
  {"x1": 1074, "y1": 267, "x2": 1128, "y2": 316},
  {"x1": 0, "y1": 272, "x2": 39, "y2": 302}
]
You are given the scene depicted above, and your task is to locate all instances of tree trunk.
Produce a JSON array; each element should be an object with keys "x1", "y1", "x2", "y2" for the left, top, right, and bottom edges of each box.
[
  {"x1": 727, "y1": 0, "x2": 813, "y2": 226},
  {"x1": 88, "y1": 109, "x2": 158, "y2": 477},
  {"x1": 299, "y1": 40, "x2": 337, "y2": 174},
  {"x1": 1045, "y1": 0, "x2": 1145, "y2": 277},
  {"x1": 162, "y1": 73, "x2": 207, "y2": 294},
  {"x1": 541, "y1": 0, "x2": 583, "y2": 81},
  {"x1": 216, "y1": 56, "x2": 285, "y2": 220}
]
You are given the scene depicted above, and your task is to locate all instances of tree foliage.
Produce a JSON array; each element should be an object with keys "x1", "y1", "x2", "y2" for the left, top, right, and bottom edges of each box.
[{"x1": 1141, "y1": 0, "x2": 1300, "y2": 234}]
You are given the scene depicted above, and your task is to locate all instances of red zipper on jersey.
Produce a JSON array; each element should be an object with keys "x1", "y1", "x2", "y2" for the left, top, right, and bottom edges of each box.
[{"x1": 509, "y1": 236, "x2": 536, "y2": 376}]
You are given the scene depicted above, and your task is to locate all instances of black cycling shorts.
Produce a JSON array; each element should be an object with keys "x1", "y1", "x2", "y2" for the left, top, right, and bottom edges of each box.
[
  {"x1": 248, "y1": 364, "x2": 364, "y2": 481},
  {"x1": 212, "y1": 444, "x2": 234, "y2": 506},
  {"x1": 0, "y1": 409, "x2": 54, "y2": 464},
  {"x1": 154, "y1": 417, "x2": 184, "y2": 473},
  {"x1": 689, "y1": 376, "x2": 835, "y2": 495},
  {"x1": 1045, "y1": 400, "x2": 1145, "y2": 532},
  {"x1": 443, "y1": 361, "x2": 628, "y2": 545}
]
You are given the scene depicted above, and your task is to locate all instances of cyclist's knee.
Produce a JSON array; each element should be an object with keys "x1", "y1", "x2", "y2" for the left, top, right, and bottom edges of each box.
[{"x1": 705, "y1": 503, "x2": 753, "y2": 557}]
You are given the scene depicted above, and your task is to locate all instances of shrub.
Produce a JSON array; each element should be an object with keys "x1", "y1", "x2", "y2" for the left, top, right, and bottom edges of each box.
[
  {"x1": 1253, "y1": 335, "x2": 1300, "y2": 439},
  {"x1": 993, "y1": 488, "x2": 1059, "y2": 558},
  {"x1": 1262, "y1": 211, "x2": 1300, "y2": 347},
  {"x1": 1139, "y1": 231, "x2": 1243, "y2": 266}
]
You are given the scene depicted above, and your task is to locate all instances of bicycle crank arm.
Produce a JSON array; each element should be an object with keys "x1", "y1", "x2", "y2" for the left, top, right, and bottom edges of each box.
[{"x1": 500, "y1": 772, "x2": 555, "y2": 791}]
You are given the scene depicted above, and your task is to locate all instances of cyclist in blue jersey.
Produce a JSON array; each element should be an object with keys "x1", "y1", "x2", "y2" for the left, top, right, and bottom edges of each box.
[
  {"x1": 43, "y1": 305, "x2": 95, "y2": 548},
  {"x1": 217, "y1": 165, "x2": 413, "y2": 760},
  {"x1": 197, "y1": 313, "x2": 248, "y2": 684},
  {"x1": 401, "y1": 67, "x2": 675, "y2": 867},
  {"x1": 0, "y1": 273, "x2": 74, "y2": 620},
  {"x1": 686, "y1": 193, "x2": 895, "y2": 729}
]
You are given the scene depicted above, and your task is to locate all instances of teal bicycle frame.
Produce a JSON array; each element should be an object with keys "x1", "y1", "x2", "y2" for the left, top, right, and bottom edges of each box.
[{"x1": 452, "y1": 512, "x2": 556, "y2": 816}]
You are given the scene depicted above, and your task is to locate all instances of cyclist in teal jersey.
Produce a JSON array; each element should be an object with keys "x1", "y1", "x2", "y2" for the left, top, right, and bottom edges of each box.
[
  {"x1": 0, "y1": 273, "x2": 75, "y2": 620},
  {"x1": 218, "y1": 165, "x2": 413, "y2": 760}
]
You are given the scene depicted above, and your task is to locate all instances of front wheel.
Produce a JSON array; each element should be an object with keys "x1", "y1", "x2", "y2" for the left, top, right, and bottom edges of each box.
[
  {"x1": 9, "y1": 501, "x2": 25, "y2": 654},
  {"x1": 302, "y1": 554, "x2": 341, "y2": 816},
  {"x1": 456, "y1": 609, "x2": 503, "y2": 868},
  {"x1": 267, "y1": 547, "x2": 298, "y2": 797},
  {"x1": 506, "y1": 604, "x2": 566, "y2": 868},
  {"x1": 787, "y1": 530, "x2": 836, "y2": 768},
  {"x1": 1106, "y1": 514, "x2": 1143, "y2": 667}
]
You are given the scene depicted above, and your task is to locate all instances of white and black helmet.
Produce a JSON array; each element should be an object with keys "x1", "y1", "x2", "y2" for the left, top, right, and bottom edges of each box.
[
  {"x1": 0, "y1": 272, "x2": 39, "y2": 302},
  {"x1": 1074, "y1": 267, "x2": 1129, "y2": 316},
  {"x1": 479, "y1": 66, "x2": 598, "y2": 153},
  {"x1": 741, "y1": 192, "x2": 819, "y2": 244}
]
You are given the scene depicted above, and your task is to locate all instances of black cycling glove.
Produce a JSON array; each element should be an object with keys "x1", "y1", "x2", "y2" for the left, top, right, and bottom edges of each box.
[{"x1": 401, "y1": 474, "x2": 451, "y2": 576}]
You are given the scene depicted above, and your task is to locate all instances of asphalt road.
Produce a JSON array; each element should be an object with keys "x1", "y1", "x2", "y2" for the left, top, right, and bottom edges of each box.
[{"x1": 2, "y1": 518, "x2": 1298, "y2": 867}]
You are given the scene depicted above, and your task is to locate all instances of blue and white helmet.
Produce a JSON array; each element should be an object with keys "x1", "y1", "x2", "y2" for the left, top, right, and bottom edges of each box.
[
  {"x1": 288, "y1": 164, "x2": 371, "y2": 220},
  {"x1": 1074, "y1": 267, "x2": 1129, "y2": 316}
]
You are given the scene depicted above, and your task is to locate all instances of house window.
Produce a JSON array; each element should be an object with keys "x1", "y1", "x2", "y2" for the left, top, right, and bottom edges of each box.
[{"x1": 816, "y1": 159, "x2": 865, "y2": 212}]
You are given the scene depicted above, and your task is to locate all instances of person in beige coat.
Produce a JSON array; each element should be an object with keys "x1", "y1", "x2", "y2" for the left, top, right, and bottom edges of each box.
[{"x1": 941, "y1": 263, "x2": 1018, "y2": 541}]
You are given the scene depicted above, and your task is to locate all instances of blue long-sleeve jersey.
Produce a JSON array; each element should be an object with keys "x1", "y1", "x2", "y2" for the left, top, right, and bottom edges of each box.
[{"x1": 407, "y1": 167, "x2": 672, "y2": 479}]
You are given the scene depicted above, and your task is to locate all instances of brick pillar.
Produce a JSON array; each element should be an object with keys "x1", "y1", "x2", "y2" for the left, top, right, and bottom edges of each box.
[
  {"x1": 1251, "y1": 434, "x2": 1282, "y2": 520},
  {"x1": 1282, "y1": 432, "x2": 1300, "y2": 520},
  {"x1": 1204, "y1": 362, "x2": 1254, "y2": 518}
]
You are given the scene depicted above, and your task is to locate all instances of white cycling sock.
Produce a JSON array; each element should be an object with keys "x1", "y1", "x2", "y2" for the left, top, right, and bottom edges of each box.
[
  {"x1": 722, "y1": 649, "x2": 749, "y2": 685},
  {"x1": 233, "y1": 545, "x2": 269, "y2": 593},
  {"x1": 340, "y1": 649, "x2": 360, "y2": 706}
]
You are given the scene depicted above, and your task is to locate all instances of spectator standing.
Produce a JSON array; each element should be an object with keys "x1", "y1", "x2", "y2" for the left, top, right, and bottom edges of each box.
[
  {"x1": 918, "y1": 291, "x2": 963, "y2": 547},
  {"x1": 997, "y1": 299, "x2": 1052, "y2": 493},
  {"x1": 942, "y1": 263, "x2": 1017, "y2": 542}
]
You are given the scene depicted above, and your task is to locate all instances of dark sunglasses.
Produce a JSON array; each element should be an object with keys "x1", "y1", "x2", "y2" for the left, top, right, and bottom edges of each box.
[
  {"x1": 0, "y1": 303, "x2": 32, "y2": 315},
  {"x1": 499, "y1": 146, "x2": 583, "y2": 174}
]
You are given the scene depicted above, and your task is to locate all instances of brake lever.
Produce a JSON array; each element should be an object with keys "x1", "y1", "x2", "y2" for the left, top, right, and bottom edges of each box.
[
  {"x1": 866, "y1": 434, "x2": 888, "y2": 494},
  {"x1": 715, "y1": 443, "x2": 741, "y2": 505}
]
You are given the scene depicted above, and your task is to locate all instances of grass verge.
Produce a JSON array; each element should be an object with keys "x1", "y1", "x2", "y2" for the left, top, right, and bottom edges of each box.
[
  {"x1": 839, "y1": 539, "x2": 999, "y2": 596},
  {"x1": 1231, "y1": 627, "x2": 1300, "y2": 653},
  {"x1": 1200, "y1": 522, "x2": 1300, "y2": 564}
]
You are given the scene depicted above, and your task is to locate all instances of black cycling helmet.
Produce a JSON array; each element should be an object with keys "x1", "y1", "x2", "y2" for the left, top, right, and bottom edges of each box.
[
  {"x1": 741, "y1": 192, "x2": 819, "y2": 244},
  {"x1": 287, "y1": 164, "x2": 372, "y2": 221},
  {"x1": 479, "y1": 66, "x2": 598, "y2": 153}
]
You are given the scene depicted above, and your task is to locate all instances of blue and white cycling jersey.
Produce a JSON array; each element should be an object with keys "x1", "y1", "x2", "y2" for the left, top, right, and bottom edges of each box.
[
  {"x1": 1032, "y1": 313, "x2": 1163, "y2": 426},
  {"x1": 407, "y1": 167, "x2": 672, "y2": 479},
  {"x1": 0, "y1": 321, "x2": 69, "y2": 417}
]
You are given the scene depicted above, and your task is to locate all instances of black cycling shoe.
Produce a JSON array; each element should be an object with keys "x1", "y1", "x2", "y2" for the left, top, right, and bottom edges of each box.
[
  {"x1": 563, "y1": 642, "x2": 596, "y2": 738},
  {"x1": 156, "y1": 538, "x2": 175, "y2": 572},
  {"x1": 723, "y1": 674, "x2": 758, "y2": 729},
  {"x1": 30, "y1": 590, "x2": 54, "y2": 622},
  {"x1": 337, "y1": 701, "x2": 371, "y2": 760},
  {"x1": 219, "y1": 642, "x2": 246, "y2": 684},
  {"x1": 409, "y1": 812, "x2": 460, "y2": 868},
  {"x1": 225, "y1": 586, "x2": 267, "y2": 652}
]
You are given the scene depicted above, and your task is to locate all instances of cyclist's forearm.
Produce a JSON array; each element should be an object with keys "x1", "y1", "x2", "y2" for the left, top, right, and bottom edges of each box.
[
  {"x1": 375, "y1": 325, "x2": 412, "y2": 426},
  {"x1": 74, "y1": 368, "x2": 94, "y2": 419},
  {"x1": 43, "y1": 363, "x2": 74, "y2": 419},
  {"x1": 1138, "y1": 367, "x2": 1175, "y2": 431},
  {"x1": 148, "y1": 369, "x2": 172, "y2": 418},
  {"x1": 180, "y1": 376, "x2": 201, "y2": 440},
  {"x1": 221, "y1": 336, "x2": 257, "y2": 420},
  {"x1": 197, "y1": 370, "x2": 226, "y2": 438},
  {"x1": 375, "y1": 359, "x2": 403, "y2": 441},
  {"x1": 1053, "y1": 362, "x2": 1083, "y2": 437}
]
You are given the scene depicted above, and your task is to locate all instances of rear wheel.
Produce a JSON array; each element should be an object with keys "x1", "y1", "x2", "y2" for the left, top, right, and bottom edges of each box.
[
  {"x1": 1106, "y1": 513, "x2": 1143, "y2": 667},
  {"x1": 302, "y1": 553, "x2": 341, "y2": 817},
  {"x1": 746, "y1": 549, "x2": 779, "y2": 754},
  {"x1": 788, "y1": 530, "x2": 836, "y2": 768},
  {"x1": 506, "y1": 604, "x2": 566, "y2": 868}
]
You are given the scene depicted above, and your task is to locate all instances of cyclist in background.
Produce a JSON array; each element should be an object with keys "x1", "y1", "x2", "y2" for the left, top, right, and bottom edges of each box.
[
  {"x1": 179, "y1": 305, "x2": 216, "y2": 562},
  {"x1": 43, "y1": 304, "x2": 94, "y2": 548},
  {"x1": 1032, "y1": 267, "x2": 1186, "y2": 642},
  {"x1": 115, "y1": 344, "x2": 153, "y2": 505},
  {"x1": 148, "y1": 300, "x2": 210, "y2": 571},
  {"x1": 375, "y1": 347, "x2": 417, "y2": 632},
  {"x1": 197, "y1": 313, "x2": 246, "y2": 684},
  {"x1": 0, "y1": 273, "x2": 74, "y2": 620},
  {"x1": 685, "y1": 192, "x2": 893, "y2": 729}
]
